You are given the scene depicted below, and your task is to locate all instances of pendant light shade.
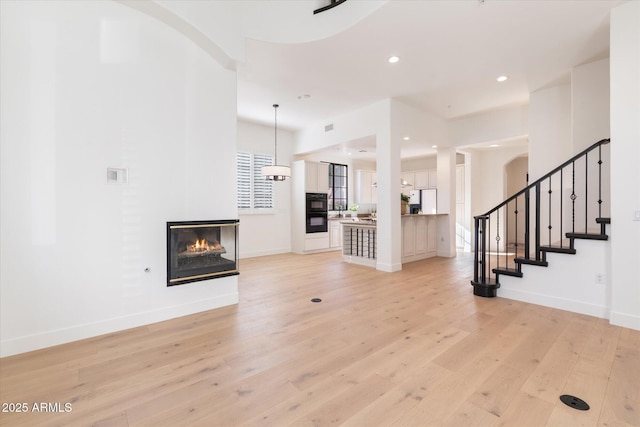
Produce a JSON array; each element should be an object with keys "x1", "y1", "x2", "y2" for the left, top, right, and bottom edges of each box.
[{"x1": 261, "y1": 104, "x2": 291, "y2": 181}]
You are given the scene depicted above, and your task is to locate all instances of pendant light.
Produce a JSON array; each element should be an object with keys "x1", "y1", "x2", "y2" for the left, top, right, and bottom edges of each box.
[{"x1": 261, "y1": 104, "x2": 291, "y2": 181}]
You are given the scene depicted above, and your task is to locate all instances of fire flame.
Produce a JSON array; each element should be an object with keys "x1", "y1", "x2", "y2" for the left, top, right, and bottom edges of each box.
[{"x1": 187, "y1": 238, "x2": 221, "y2": 252}]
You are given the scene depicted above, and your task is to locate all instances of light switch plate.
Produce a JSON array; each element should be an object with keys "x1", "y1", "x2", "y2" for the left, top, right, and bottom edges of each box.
[{"x1": 107, "y1": 168, "x2": 128, "y2": 184}]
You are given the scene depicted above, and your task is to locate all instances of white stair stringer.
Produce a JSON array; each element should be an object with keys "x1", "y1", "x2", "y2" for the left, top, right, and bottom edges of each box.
[{"x1": 498, "y1": 236, "x2": 611, "y2": 320}]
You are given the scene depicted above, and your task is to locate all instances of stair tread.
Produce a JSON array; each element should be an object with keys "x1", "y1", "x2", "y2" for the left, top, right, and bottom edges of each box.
[
  {"x1": 566, "y1": 232, "x2": 608, "y2": 240},
  {"x1": 540, "y1": 245, "x2": 577, "y2": 254},
  {"x1": 492, "y1": 267, "x2": 523, "y2": 278},
  {"x1": 596, "y1": 217, "x2": 611, "y2": 224},
  {"x1": 515, "y1": 258, "x2": 549, "y2": 267}
]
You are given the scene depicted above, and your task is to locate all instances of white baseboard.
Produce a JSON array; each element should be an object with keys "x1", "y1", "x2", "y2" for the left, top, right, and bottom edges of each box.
[
  {"x1": 609, "y1": 310, "x2": 640, "y2": 331},
  {"x1": 0, "y1": 293, "x2": 238, "y2": 358},
  {"x1": 240, "y1": 247, "x2": 291, "y2": 259},
  {"x1": 499, "y1": 287, "x2": 610, "y2": 320},
  {"x1": 376, "y1": 261, "x2": 402, "y2": 272}
]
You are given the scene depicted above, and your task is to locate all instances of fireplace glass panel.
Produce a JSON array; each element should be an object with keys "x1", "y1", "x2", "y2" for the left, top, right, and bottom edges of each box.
[{"x1": 167, "y1": 220, "x2": 239, "y2": 286}]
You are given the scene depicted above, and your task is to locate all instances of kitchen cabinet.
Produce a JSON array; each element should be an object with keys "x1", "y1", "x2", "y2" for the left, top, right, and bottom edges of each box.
[
  {"x1": 355, "y1": 170, "x2": 377, "y2": 204},
  {"x1": 401, "y1": 215, "x2": 438, "y2": 263},
  {"x1": 305, "y1": 162, "x2": 329, "y2": 193},
  {"x1": 414, "y1": 171, "x2": 429, "y2": 190},
  {"x1": 428, "y1": 169, "x2": 437, "y2": 189},
  {"x1": 304, "y1": 232, "x2": 329, "y2": 251},
  {"x1": 329, "y1": 219, "x2": 342, "y2": 249},
  {"x1": 401, "y1": 169, "x2": 437, "y2": 191},
  {"x1": 292, "y1": 160, "x2": 331, "y2": 254}
]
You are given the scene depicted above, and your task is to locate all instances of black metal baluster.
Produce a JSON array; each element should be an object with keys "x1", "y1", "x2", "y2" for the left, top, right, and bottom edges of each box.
[
  {"x1": 488, "y1": 213, "x2": 492, "y2": 281},
  {"x1": 525, "y1": 188, "x2": 530, "y2": 260},
  {"x1": 535, "y1": 182, "x2": 541, "y2": 261},
  {"x1": 505, "y1": 202, "x2": 510, "y2": 267},
  {"x1": 548, "y1": 176, "x2": 553, "y2": 247},
  {"x1": 514, "y1": 197, "x2": 519, "y2": 259},
  {"x1": 560, "y1": 168, "x2": 563, "y2": 247},
  {"x1": 496, "y1": 209, "x2": 500, "y2": 271},
  {"x1": 585, "y1": 152, "x2": 589, "y2": 233},
  {"x1": 571, "y1": 161, "x2": 576, "y2": 234}
]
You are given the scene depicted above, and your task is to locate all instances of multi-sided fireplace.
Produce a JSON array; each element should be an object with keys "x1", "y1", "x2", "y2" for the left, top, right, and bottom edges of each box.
[{"x1": 166, "y1": 220, "x2": 239, "y2": 286}]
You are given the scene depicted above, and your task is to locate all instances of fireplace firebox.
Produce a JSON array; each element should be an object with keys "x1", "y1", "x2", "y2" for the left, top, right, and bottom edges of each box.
[{"x1": 167, "y1": 220, "x2": 239, "y2": 286}]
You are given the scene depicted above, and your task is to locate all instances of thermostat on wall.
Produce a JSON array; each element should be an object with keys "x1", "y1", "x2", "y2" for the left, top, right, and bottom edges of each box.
[{"x1": 106, "y1": 167, "x2": 128, "y2": 184}]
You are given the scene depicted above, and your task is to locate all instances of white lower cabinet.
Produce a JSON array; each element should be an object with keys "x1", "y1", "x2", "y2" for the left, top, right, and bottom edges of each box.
[
  {"x1": 329, "y1": 220, "x2": 342, "y2": 249},
  {"x1": 401, "y1": 215, "x2": 437, "y2": 263},
  {"x1": 304, "y1": 232, "x2": 330, "y2": 252}
]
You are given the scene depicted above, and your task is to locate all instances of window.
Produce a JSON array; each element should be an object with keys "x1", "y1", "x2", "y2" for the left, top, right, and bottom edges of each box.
[
  {"x1": 237, "y1": 151, "x2": 273, "y2": 210},
  {"x1": 328, "y1": 163, "x2": 348, "y2": 211}
]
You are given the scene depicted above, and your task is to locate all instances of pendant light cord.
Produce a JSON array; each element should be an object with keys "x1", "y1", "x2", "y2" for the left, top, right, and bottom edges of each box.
[{"x1": 273, "y1": 103, "x2": 279, "y2": 165}]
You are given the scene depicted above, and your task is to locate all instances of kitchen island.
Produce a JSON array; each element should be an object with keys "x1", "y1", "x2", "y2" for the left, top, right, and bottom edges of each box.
[
  {"x1": 341, "y1": 220, "x2": 377, "y2": 267},
  {"x1": 341, "y1": 214, "x2": 442, "y2": 267},
  {"x1": 401, "y1": 214, "x2": 439, "y2": 263}
]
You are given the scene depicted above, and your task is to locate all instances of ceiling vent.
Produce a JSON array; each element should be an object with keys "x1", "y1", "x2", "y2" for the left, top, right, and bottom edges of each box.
[{"x1": 325, "y1": 124, "x2": 334, "y2": 132}]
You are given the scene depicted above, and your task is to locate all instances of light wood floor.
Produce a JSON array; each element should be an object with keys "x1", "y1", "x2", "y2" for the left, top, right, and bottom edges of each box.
[{"x1": 1, "y1": 252, "x2": 638, "y2": 427}]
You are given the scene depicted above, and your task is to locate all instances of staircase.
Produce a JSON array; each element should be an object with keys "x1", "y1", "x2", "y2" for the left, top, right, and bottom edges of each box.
[{"x1": 471, "y1": 138, "x2": 611, "y2": 298}]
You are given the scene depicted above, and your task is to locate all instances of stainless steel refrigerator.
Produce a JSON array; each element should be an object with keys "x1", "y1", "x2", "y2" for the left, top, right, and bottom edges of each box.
[{"x1": 409, "y1": 189, "x2": 437, "y2": 214}]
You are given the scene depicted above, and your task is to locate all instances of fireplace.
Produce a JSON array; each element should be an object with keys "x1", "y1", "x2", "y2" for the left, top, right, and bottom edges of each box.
[{"x1": 167, "y1": 220, "x2": 239, "y2": 286}]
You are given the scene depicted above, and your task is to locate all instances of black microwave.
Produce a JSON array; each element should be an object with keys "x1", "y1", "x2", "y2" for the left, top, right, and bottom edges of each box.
[{"x1": 306, "y1": 193, "x2": 327, "y2": 213}]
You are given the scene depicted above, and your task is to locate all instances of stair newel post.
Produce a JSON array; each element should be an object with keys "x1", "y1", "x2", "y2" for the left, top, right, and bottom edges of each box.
[
  {"x1": 598, "y1": 144, "x2": 603, "y2": 220},
  {"x1": 471, "y1": 215, "x2": 498, "y2": 297},
  {"x1": 473, "y1": 216, "x2": 481, "y2": 284},
  {"x1": 480, "y1": 215, "x2": 488, "y2": 284}
]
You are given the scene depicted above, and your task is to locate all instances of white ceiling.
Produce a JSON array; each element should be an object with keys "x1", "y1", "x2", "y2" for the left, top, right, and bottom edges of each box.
[{"x1": 160, "y1": 0, "x2": 623, "y2": 159}]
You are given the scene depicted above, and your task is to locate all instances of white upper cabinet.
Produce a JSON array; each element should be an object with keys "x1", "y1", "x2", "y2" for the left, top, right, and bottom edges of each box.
[
  {"x1": 356, "y1": 170, "x2": 377, "y2": 204},
  {"x1": 305, "y1": 162, "x2": 329, "y2": 193},
  {"x1": 414, "y1": 171, "x2": 429, "y2": 189},
  {"x1": 428, "y1": 169, "x2": 437, "y2": 189},
  {"x1": 401, "y1": 169, "x2": 437, "y2": 191}
]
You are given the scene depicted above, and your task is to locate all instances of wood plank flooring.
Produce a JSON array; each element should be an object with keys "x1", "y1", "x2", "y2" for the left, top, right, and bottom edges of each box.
[{"x1": 1, "y1": 251, "x2": 638, "y2": 426}]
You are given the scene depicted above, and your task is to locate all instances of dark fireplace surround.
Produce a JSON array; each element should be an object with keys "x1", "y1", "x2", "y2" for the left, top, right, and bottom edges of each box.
[{"x1": 167, "y1": 220, "x2": 239, "y2": 286}]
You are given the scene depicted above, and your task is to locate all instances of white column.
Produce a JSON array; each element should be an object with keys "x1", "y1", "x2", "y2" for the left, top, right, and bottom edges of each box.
[
  {"x1": 436, "y1": 146, "x2": 457, "y2": 257},
  {"x1": 610, "y1": 0, "x2": 640, "y2": 330},
  {"x1": 375, "y1": 100, "x2": 402, "y2": 272}
]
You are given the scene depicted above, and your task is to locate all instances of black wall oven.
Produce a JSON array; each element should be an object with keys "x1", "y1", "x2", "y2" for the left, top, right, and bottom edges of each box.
[{"x1": 306, "y1": 193, "x2": 328, "y2": 233}]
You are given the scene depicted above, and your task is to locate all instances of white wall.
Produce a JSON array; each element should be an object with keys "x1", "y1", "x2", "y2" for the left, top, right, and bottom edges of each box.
[
  {"x1": 528, "y1": 84, "x2": 572, "y2": 181},
  {"x1": 469, "y1": 145, "x2": 530, "y2": 218},
  {"x1": 236, "y1": 120, "x2": 292, "y2": 258},
  {"x1": 500, "y1": 239, "x2": 611, "y2": 319},
  {"x1": 401, "y1": 155, "x2": 437, "y2": 171},
  {"x1": 0, "y1": 1, "x2": 239, "y2": 357},
  {"x1": 448, "y1": 104, "x2": 528, "y2": 147},
  {"x1": 610, "y1": 0, "x2": 640, "y2": 330},
  {"x1": 572, "y1": 58, "x2": 610, "y2": 152}
]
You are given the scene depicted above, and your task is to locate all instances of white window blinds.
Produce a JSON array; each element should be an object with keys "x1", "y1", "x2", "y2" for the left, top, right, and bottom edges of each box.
[{"x1": 237, "y1": 151, "x2": 273, "y2": 210}]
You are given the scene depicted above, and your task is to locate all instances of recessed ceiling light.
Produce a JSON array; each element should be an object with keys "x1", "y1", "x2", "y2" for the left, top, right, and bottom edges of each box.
[
  {"x1": 496, "y1": 75, "x2": 508, "y2": 82},
  {"x1": 489, "y1": 144, "x2": 500, "y2": 147},
  {"x1": 403, "y1": 136, "x2": 410, "y2": 141},
  {"x1": 388, "y1": 56, "x2": 400, "y2": 64},
  {"x1": 432, "y1": 145, "x2": 438, "y2": 148}
]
